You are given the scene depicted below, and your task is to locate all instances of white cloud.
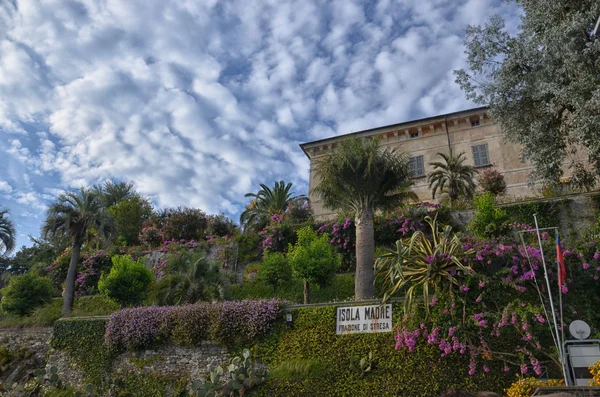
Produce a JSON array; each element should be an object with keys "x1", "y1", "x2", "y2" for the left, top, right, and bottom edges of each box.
[
  {"x1": 0, "y1": 0, "x2": 521, "y2": 247},
  {"x1": 0, "y1": 180, "x2": 12, "y2": 193}
]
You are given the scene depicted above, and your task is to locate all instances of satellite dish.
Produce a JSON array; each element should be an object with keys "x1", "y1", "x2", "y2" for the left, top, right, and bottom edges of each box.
[{"x1": 569, "y1": 320, "x2": 591, "y2": 340}]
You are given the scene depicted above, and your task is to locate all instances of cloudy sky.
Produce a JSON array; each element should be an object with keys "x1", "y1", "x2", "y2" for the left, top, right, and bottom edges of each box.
[{"x1": 0, "y1": 0, "x2": 521, "y2": 248}]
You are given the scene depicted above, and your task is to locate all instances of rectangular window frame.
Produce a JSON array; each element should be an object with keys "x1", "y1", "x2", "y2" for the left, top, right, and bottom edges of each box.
[
  {"x1": 409, "y1": 155, "x2": 425, "y2": 178},
  {"x1": 472, "y1": 143, "x2": 490, "y2": 167}
]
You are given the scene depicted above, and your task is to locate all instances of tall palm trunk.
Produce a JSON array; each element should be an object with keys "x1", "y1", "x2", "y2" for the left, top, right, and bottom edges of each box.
[
  {"x1": 355, "y1": 208, "x2": 375, "y2": 300},
  {"x1": 62, "y1": 239, "x2": 82, "y2": 314}
]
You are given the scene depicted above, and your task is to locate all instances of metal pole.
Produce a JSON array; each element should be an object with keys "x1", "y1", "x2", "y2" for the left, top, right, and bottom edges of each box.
[
  {"x1": 593, "y1": 14, "x2": 600, "y2": 36},
  {"x1": 533, "y1": 214, "x2": 568, "y2": 385}
]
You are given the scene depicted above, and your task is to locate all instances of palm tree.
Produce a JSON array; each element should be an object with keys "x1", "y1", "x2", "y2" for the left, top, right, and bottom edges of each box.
[
  {"x1": 98, "y1": 180, "x2": 135, "y2": 207},
  {"x1": 0, "y1": 208, "x2": 16, "y2": 256},
  {"x1": 311, "y1": 137, "x2": 416, "y2": 300},
  {"x1": 240, "y1": 181, "x2": 307, "y2": 230},
  {"x1": 155, "y1": 250, "x2": 229, "y2": 305},
  {"x1": 428, "y1": 149, "x2": 478, "y2": 203},
  {"x1": 42, "y1": 188, "x2": 114, "y2": 314}
]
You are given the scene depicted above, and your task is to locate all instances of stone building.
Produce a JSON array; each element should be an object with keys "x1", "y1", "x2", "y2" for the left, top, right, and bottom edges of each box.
[{"x1": 300, "y1": 107, "x2": 536, "y2": 219}]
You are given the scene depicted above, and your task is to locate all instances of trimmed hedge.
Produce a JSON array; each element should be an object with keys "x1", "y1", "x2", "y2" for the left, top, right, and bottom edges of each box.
[
  {"x1": 254, "y1": 306, "x2": 513, "y2": 397},
  {"x1": 51, "y1": 317, "x2": 116, "y2": 387}
]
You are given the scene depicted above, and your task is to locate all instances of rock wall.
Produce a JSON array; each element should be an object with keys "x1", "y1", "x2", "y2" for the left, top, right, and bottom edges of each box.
[
  {"x1": 0, "y1": 327, "x2": 53, "y2": 386},
  {"x1": 0, "y1": 327, "x2": 228, "y2": 391},
  {"x1": 48, "y1": 342, "x2": 228, "y2": 390}
]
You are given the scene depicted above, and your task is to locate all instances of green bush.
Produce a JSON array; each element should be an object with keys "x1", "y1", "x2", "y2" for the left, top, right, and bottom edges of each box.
[
  {"x1": 1, "y1": 274, "x2": 55, "y2": 316},
  {"x1": 255, "y1": 306, "x2": 513, "y2": 397},
  {"x1": 98, "y1": 255, "x2": 153, "y2": 307},
  {"x1": 469, "y1": 193, "x2": 510, "y2": 238},
  {"x1": 257, "y1": 252, "x2": 292, "y2": 290}
]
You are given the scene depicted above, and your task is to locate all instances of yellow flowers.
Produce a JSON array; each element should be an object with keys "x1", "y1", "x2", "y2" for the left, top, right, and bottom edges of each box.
[
  {"x1": 590, "y1": 360, "x2": 600, "y2": 386},
  {"x1": 504, "y1": 376, "x2": 563, "y2": 397}
]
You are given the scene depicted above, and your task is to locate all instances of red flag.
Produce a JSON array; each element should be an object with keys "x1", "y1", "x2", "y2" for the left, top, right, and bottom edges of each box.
[{"x1": 556, "y1": 232, "x2": 566, "y2": 288}]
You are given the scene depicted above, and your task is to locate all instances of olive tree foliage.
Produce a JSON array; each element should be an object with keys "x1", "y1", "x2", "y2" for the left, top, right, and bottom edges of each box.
[{"x1": 455, "y1": 1, "x2": 600, "y2": 189}]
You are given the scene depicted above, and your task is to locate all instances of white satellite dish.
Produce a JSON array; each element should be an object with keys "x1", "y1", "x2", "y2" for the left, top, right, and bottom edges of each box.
[{"x1": 569, "y1": 320, "x2": 591, "y2": 340}]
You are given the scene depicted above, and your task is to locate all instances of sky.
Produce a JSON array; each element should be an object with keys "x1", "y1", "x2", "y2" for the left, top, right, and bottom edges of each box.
[{"x1": 0, "y1": 0, "x2": 521, "y2": 249}]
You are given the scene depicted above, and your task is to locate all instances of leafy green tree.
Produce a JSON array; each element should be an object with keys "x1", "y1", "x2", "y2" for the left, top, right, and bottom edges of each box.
[
  {"x1": 152, "y1": 207, "x2": 208, "y2": 241},
  {"x1": 455, "y1": 1, "x2": 600, "y2": 187},
  {"x1": 206, "y1": 213, "x2": 238, "y2": 237},
  {"x1": 42, "y1": 188, "x2": 115, "y2": 314},
  {"x1": 468, "y1": 193, "x2": 510, "y2": 239},
  {"x1": 1, "y1": 274, "x2": 55, "y2": 316},
  {"x1": 311, "y1": 137, "x2": 415, "y2": 300},
  {"x1": 108, "y1": 195, "x2": 153, "y2": 246},
  {"x1": 257, "y1": 252, "x2": 292, "y2": 291},
  {"x1": 375, "y1": 216, "x2": 475, "y2": 314},
  {"x1": 154, "y1": 249, "x2": 228, "y2": 305},
  {"x1": 428, "y1": 150, "x2": 478, "y2": 204},
  {"x1": 0, "y1": 208, "x2": 15, "y2": 256},
  {"x1": 287, "y1": 227, "x2": 340, "y2": 304},
  {"x1": 240, "y1": 181, "x2": 308, "y2": 231},
  {"x1": 98, "y1": 255, "x2": 153, "y2": 307},
  {"x1": 99, "y1": 180, "x2": 136, "y2": 207}
]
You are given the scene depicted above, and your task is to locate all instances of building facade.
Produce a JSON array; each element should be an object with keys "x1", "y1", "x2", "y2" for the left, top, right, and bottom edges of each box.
[{"x1": 300, "y1": 107, "x2": 536, "y2": 219}]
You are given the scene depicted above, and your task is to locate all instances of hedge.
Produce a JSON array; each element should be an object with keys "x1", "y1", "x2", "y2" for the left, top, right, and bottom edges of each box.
[{"x1": 254, "y1": 306, "x2": 514, "y2": 397}]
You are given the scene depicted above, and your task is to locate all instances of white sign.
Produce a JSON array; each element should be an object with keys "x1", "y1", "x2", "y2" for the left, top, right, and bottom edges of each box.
[{"x1": 336, "y1": 304, "x2": 392, "y2": 335}]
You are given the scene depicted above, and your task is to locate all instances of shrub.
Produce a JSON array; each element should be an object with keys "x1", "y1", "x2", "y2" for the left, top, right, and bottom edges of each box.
[
  {"x1": 98, "y1": 255, "x2": 154, "y2": 308},
  {"x1": 287, "y1": 227, "x2": 340, "y2": 304},
  {"x1": 257, "y1": 252, "x2": 292, "y2": 290},
  {"x1": 1, "y1": 274, "x2": 55, "y2": 316},
  {"x1": 468, "y1": 193, "x2": 510, "y2": 238},
  {"x1": 104, "y1": 299, "x2": 282, "y2": 350},
  {"x1": 504, "y1": 377, "x2": 563, "y2": 397},
  {"x1": 478, "y1": 168, "x2": 507, "y2": 196}
]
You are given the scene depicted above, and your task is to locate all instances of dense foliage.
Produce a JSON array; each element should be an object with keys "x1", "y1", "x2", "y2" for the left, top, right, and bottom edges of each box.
[
  {"x1": 478, "y1": 168, "x2": 507, "y2": 197},
  {"x1": 254, "y1": 306, "x2": 512, "y2": 396},
  {"x1": 469, "y1": 193, "x2": 510, "y2": 238},
  {"x1": 98, "y1": 255, "x2": 153, "y2": 307},
  {"x1": 0, "y1": 274, "x2": 55, "y2": 316},
  {"x1": 428, "y1": 150, "x2": 478, "y2": 203}
]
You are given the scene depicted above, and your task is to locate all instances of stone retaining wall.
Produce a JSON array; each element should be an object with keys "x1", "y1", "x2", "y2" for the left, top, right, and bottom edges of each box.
[{"x1": 0, "y1": 326, "x2": 228, "y2": 390}]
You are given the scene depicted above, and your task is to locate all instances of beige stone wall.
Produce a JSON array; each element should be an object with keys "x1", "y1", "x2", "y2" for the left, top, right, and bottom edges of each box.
[{"x1": 304, "y1": 108, "x2": 542, "y2": 220}]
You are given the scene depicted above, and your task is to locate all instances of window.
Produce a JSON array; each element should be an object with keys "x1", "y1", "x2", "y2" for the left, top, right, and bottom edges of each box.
[
  {"x1": 409, "y1": 131, "x2": 419, "y2": 138},
  {"x1": 470, "y1": 119, "x2": 480, "y2": 127},
  {"x1": 472, "y1": 143, "x2": 490, "y2": 167},
  {"x1": 410, "y1": 155, "x2": 425, "y2": 178}
]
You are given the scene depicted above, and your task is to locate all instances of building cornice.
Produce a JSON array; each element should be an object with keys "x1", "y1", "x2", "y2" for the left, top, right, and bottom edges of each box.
[{"x1": 299, "y1": 106, "x2": 490, "y2": 158}]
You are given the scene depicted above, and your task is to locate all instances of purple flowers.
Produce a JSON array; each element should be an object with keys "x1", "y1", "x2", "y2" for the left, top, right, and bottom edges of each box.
[
  {"x1": 583, "y1": 263, "x2": 590, "y2": 270},
  {"x1": 105, "y1": 299, "x2": 282, "y2": 350}
]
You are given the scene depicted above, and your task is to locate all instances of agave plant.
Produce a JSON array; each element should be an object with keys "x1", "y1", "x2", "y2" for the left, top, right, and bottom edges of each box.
[{"x1": 375, "y1": 215, "x2": 475, "y2": 314}]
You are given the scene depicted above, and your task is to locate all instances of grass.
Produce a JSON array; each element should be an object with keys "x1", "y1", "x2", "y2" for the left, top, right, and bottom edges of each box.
[
  {"x1": 269, "y1": 359, "x2": 329, "y2": 379},
  {"x1": 0, "y1": 295, "x2": 119, "y2": 327}
]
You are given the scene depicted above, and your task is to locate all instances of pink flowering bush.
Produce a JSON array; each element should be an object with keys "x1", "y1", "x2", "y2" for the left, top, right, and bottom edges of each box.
[
  {"x1": 105, "y1": 299, "x2": 282, "y2": 350},
  {"x1": 392, "y1": 232, "x2": 600, "y2": 377},
  {"x1": 259, "y1": 214, "x2": 296, "y2": 254}
]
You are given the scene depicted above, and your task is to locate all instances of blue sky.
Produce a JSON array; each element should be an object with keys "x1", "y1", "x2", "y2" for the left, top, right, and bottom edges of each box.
[{"x1": 0, "y1": 0, "x2": 521, "y2": 249}]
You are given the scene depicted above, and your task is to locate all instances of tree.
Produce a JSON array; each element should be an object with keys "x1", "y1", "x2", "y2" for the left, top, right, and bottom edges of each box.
[
  {"x1": 99, "y1": 180, "x2": 136, "y2": 207},
  {"x1": 42, "y1": 188, "x2": 114, "y2": 314},
  {"x1": 107, "y1": 195, "x2": 153, "y2": 246},
  {"x1": 287, "y1": 227, "x2": 340, "y2": 304},
  {"x1": 311, "y1": 137, "x2": 415, "y2": 300},
  {"x1": 257, "y1": 252, "x2": 292, "y2": 291},
  {"x1": 98, "y1": 255, "x2": 153, "y2": 307},
  {"x1": 0, "y1": 208, "x2": 16, "y2": 256},
  {"x1": 240, "y1": 181, "x2": 308, "y2": 231},
  {"x1": 455, "y1": 1, "x2": 600, "y2": 187},
  {"x1": 468, "y1": 193, "x2": 510, "y2": 239},
  {"x1": 428, "y1": 150, "x2": 478, "y2": 204},
  {"x1": 154, "y1": 249, "x2": 229, "y2": 305},
  {"x1": 152, "y1": 207, "x2": 208, "y2": 241}
]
